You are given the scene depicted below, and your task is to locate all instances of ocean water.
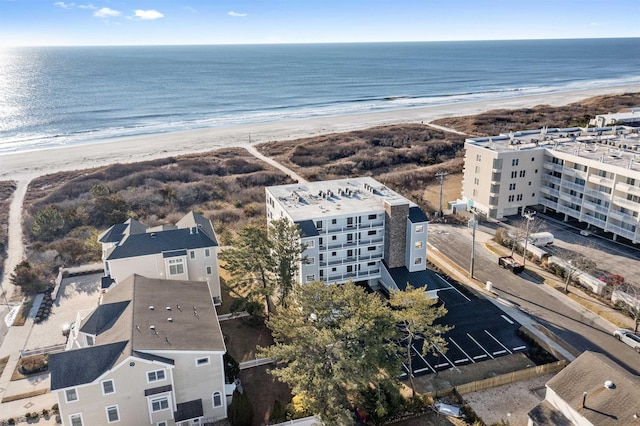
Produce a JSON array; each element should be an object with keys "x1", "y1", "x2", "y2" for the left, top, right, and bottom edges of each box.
[{"x1": 1, "y1": 38, "x2": 639, "y2": 155}]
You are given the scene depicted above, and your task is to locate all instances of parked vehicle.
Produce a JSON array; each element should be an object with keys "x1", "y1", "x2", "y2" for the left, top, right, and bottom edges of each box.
[
  {"x1": 613, "y1": 329, "x2": 640, "y2": 353},
  {"x1": 580, "y1": 229, "x2": 593, "y2": 237},
  {"x1": 498, "y1": 256, "x2": 524, "y2": 274},
  {"x1": 528, "y1": 232, "x2": 554, "y2": 246}
]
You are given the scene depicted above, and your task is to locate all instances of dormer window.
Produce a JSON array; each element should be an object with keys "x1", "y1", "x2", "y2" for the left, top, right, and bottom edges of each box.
[{"x1": 86, "y1": 335, "x2": 94, "y2": 346}]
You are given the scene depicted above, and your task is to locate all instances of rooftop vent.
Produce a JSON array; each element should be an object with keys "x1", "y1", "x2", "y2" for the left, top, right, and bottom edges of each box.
[
  {"x1": 166, "y1": 306, "x2": 171, "y2": 311},
  {"x1": 604, "y1": 380, "x2": 615, "y2": 389},
  {"x1": 167, "y1": 317, "x2": 173, "y2": 322},
  {"x1": 149, "y1": 325, "x2": 156, "y2": 330},
  {"x1": 148, "y1": 306, "x2": 155, "y2": 310}
]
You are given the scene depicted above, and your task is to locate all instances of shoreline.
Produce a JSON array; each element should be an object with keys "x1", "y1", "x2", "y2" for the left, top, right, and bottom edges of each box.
[{"x1": 2, "y1": 83, "x2": 639, "y2": 181}]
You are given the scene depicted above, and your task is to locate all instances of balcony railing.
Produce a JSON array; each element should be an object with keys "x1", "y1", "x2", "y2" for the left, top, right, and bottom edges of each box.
[
  {"x1": 581, "y1": 200, "x2": 609, "y2": 215},
  {"x1": 540, "y1": 186, "x2": 560, "y2": 197},
  {"x1": 615, "y1": 182, "x2": 640, "y2": 196},
  {"x1": 562, "y1": 168, "x2": 587, "y2": 179},
  {"x1": 543, "y1": 162, "x2": 563, "y2": 172},
  {"x1": 612, "y1": 196, "x2": 640, "y2": 212},
  {"x1": 327, "y1": 269, "x2": 381, "y2": 283},
  {"x1": 581, "y1": 215, "x2": 607, "y2": 229},
  {"x1": 556, "y1": 204, "x2": 580, "y2": 217},
  {"x1": 561, "y1": 181, "x2": 585, "y2": 192},
  {"x1": 559, "y1": 192, "x2": 583, "y2": 205},
  {"x1": 588, "y1": 175, "x2": 614, "y2": 187},
  {"x1": 539, "y1": 198, "x2": 557, "y2": 208},
  {"x1": 543, "y1": 176, "x2": 562, "y2": 186},
  {"x1": 605, "y1": 223, "x2": 636, "y2": 240},
  {"x1": 326, "y1": 220, "x2": 384, "y2": 234}
]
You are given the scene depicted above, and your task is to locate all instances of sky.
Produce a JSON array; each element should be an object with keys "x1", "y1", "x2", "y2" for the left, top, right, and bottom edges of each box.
[{"x1": 1, "y1": 0, "x2": 639, "y2": 47}]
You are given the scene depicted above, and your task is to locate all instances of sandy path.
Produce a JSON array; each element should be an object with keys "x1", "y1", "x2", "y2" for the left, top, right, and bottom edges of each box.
[
  {"x1": 1, "y1": 178, "x2": 32, "y2": 303},
  {"x1": 244, "y1": 145, "x2": 307, "y2": 183}
]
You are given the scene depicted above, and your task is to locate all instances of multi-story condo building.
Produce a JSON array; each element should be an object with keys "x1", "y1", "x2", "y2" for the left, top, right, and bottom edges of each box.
[
  {"x1": 461, "y1": 125, "x2": 640, "y2": 243},
  {"x1": 99, "y1": 211, "x2": 222, "y2": 304},
  {"x1": 266, "y1": 177, "x2": 431, "y2": 295},
  {"x1": 50, "y1": 274, "x2": 228, "y2": 426}
]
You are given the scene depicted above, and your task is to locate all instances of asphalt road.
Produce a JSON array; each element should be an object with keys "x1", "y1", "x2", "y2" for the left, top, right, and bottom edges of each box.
[{"x1": 428, "y1": 223, "x2": 640, "y2": 375}]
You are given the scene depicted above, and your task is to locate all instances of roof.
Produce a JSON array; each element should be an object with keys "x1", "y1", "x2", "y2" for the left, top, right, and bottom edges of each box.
[
  {"x1": 266, "y1": 177, "x2": 417, "y2": 222},
  {"x1": 79, "y1": 301, "x2": 129, "y2": 335},
  {"x1": 49, "y1": 274, "x2": 224, "y2": 389},
  {"x1": 387, "y1": 266, "x2": 451, "y2": 291},
  {"x1": 98, "y1": 218, "x2": 147, "y2": 243},
  {"x1": 175, "y1": 399, "x2": 204, "y2": 422},
  {"x1": 176, "y1": 211, "x2": 217, "y2": 241},
  {"x1": 545, "y1": 351, "x2": 640, "y2": 426},
  {"x1": 49, "y1": 341, "x2": 128, "y2": 390},
  {"x1": 296, "y1": 220, "x2": 319, "y2": 238},
  {"x1": 106, "y1": 228, "x2": 217, "y2": 260},
  {"x1": 408, "y1": 206, "x2": 428, "y2": 223}
]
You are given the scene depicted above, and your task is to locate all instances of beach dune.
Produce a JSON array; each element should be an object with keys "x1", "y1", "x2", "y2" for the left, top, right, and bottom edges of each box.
[{"x1": 2, "y1": 84, "x2": 639, "y2": 181}]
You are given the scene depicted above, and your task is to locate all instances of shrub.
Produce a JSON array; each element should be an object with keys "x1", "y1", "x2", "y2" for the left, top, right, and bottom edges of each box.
[
  {"x1": 270, "y1": 400, "x2": 289, "y2": 423},
  {"x1": 228, "y1": 388, "x2": 254, "y2": 426},
  {"x1": 51, "y1": 404, "x2": 59, "y2": 414},
  {"x1": 32, "y1": 206, "x2": 65, "y2": 242}
]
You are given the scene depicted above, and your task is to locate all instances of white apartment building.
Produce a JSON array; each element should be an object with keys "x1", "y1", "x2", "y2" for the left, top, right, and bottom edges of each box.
[
  {"x1": 266, "y1": 177, "x2": 431, "y2": 295},
  {"x1": 461, "y1": 125, "x2": 640, "y2": 243}
]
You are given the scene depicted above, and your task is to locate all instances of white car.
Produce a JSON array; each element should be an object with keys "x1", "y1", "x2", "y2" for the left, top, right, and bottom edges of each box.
[
  {"x1": 613, "y1": 329, "x2": 640, "y2": 353},
  {"x1": 580, "y1": 229, "x2": 593, "y2": 237}
]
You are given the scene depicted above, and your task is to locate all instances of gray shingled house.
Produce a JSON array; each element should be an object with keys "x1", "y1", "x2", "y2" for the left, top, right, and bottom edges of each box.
[
  {"x1": 99, "y1": 211, "x2": 222, "y2": 305},
  {"x1": 50, "y1": 275, "x2": 227, "y2": 426}
]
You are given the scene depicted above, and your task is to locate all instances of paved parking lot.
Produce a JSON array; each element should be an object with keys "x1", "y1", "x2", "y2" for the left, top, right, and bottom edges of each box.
[
  {"x1": 25, "y1": 273, "x2": 102, "y2": 351},
  {"x1": 401, "y1": 271, "x2": 530, "y2": 377}
]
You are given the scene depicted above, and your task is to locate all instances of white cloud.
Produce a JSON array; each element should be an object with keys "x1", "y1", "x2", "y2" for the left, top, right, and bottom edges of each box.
[
  {"x1": 228, "y1": 11, "x2": 247, "y2": 17},
  {"x1": 590, "y1": 22, "x2": 601, "y2": 27},
  {"x1": 134, "y1": 9, "x2": 164, "y2": 20},
  {"x1": 77, "y1": 4, "x2": 96, "y2": 9},
  {"x1": 94, "y1": 7, "x2": 121, "y2": 18},
  {"x1": 54, "y1": 2, "x2": 75, "y2": 8}
]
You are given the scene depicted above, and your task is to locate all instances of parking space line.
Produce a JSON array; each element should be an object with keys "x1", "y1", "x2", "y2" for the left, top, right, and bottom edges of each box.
[
  {"x1": 467, "y1": 333, "x2": 494, "y2": 359},
  {"x1": 414, "y1": 367, "x2": 431, "y2": 374},
  {"x1": 436, "y1": 273, "x2": 471, "y2": 301},
  {"x1": 412, "y1": 345, "x2": 436, "y2": 374},
  {"x1": 485, "y1": 330, "x2": 513, "y2": 355},
  {"x1": 492, "y1": 350, "x2": 507, "y2": 355},
  {"x1": 454, "y1": 359, "x2": 468, "y2": 364},
  {"x1": 433, "y1": 343, "x2": 460, "y2": 372},
  {"x1": 449, "y1": 337, "x2": 474, "y2": 363},
  {"x1": 501, "y1": 315, "x2": 514, "y2": 324},
  {"x1": 512, "y1": 345, "x2": 526, "y2": 351},
  {"x1": 473, "y1": 354, "x2": 487, "y2": 360}
]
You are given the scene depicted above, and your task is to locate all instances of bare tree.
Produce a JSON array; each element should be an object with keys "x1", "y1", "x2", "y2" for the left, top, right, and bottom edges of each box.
[
  {"x1": 553, "y1": 248, "x2": 597, "y2": 293},
  {"x1": 506, "y1": 214, "x2": 547, "y2": 257},
  {"x1": 613, "y1": 281, "x2": 640, "y2": 332}
]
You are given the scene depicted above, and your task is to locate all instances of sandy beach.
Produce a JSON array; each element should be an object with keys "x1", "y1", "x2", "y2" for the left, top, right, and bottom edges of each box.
[{"x1": 1, "y1": 84, "x2": 639, "y2": 181}]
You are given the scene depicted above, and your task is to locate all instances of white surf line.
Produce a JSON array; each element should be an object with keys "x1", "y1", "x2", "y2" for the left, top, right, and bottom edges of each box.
[
  {"x1": 449, "y1": 337, "x2": 474, "y2": 363},
  {"x1": 484, "y1": 330, "x2": 513, "y2": 355},
  {"x1": 412, "y1": 345, "x2": 437, "y2": 374},
  {"x1": 501, "y1": 315, "x2": 515, "y2": 324},
  {"x1": 512, "y1": 345, "x2": 527, "y2": 351},
  {"x1": 435, "y1": 273, "x2": 471, "y2": 302},
  {"x1": 467, "y1": 333, "x2": 494, "y2": 359}
]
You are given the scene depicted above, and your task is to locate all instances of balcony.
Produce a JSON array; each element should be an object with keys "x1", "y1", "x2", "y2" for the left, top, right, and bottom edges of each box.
[
  {"x1": 326, "y1": 220, "x2": 384, "y2": 234},
  {"x1": 562, "y1": 168, "x2": 587, "y2": 179},
  {"x1": 615, "y1": 182, "x2": 640, "y2": 196},
  {"x1": 556, "y1": 204, "x2": 580, "y2": 218},
  {"x1": 559, "y1": 192, "x2": 583, "y2": 205},
  {"x1": 605, "y1": 223, "x2": 636, "y2": 240},
  {"x1": 540, "y1": 186, "x2": 560, "y2": 197},
  {"x1": 542, "y1": 176, "x2": 562, "y2": 186},
  {"x1": 582, "y1": 215, "x2": 607, "y2": 229},
  {"x1": 561, "y1": 181, "x2": 585, "y2": 192},
  {"x1": 327, "y1": 268, "x2": 381, "y2": 283},
  {"x1": 581, "y1": 200, "x2": 609, "y2": 215},
  {"x1": 588, "y1": 175, "x2": 614, "y2": 187},
  {"x1": 612, "y1": 196, "x2": 640, "y2": 212},
  {"x1": 543, "y1": 161, "x2": 563, "y2": 173},
  {"x1": 539, "y1": 198, "x2": 557, "y2": 208}
]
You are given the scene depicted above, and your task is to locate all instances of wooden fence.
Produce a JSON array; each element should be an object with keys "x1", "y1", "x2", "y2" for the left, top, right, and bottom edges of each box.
[{"x1": 426, "y1": 359, "x2": 568, "y2": 398}]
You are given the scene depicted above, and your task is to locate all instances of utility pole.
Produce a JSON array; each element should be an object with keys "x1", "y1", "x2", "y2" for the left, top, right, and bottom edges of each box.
[
  {"x1": 436, "y1": 172, "x2": 448, "y2": 218},
  {"x1": 522, "y1": 210, "x2": 536, "y2": 268},
  {"x1": 470, "y1": 208, "x2": 478, "y2": 279}
]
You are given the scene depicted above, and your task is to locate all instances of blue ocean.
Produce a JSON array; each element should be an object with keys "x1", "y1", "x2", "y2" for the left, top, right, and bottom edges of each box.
[{"x1": 1, "y1": 38, "x2": 639, "y2": 154}]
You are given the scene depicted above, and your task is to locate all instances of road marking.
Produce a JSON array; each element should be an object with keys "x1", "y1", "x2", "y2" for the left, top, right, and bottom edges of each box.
[
  {"x1": 435, "y1": 363, "x2": 450, "y2": 368},
  {"x1": 432, "y1": 343, "x2": 460, "y2": 372},
  {"x1": 454, "y1": 359, "x2": 468, "y2": 364},
  {"x1": 449, "y1": 337, "x2": 475, "y2": 363},
  {"x1": 501, "y1": 315, "x2": 514, "y2": 324},
  {"x1": 473, "y1": 354, "x2": 487, "y2": 360},
  {"x1": 485, "y1": 330, "x2": 513, "y2": 355},
  {"x1": 414, "y1": 367, "x2": 431, "y2": 374},
  {"x1": 512, "y1": 345, "x2": 527, "y2": 351},
  {"x1": 467, "y1": 333, "x2": 494, "y2": 359},
  {"x1": 412, "y1": 345, "x2": 436, "y2": 374},
  {"x1": 493, "y1": 350, "x2": 507, "y2": 355},
  {"x1": 436, "y1": 273, "x2": 471, "y2": 301}
]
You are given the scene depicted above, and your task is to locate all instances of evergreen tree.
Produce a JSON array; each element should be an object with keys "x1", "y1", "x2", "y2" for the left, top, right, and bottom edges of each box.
[
  {"x1": 259, "y1": 281, "x2": 401, "y2": 426},
  {"x1": 268, "y1": 218, "x2": 305, "y2": 307},
  {"x1": 31, "y1": 206, "x2": 64, "y2": 242},
  {"x1": 228, "y1": 388, "x2": 254, "y2": 426}
]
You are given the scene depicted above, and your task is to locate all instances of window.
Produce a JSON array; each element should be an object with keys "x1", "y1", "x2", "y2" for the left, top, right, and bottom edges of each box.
[
  {"x1": 203, "y1": 248, "x2": 210, "y2": 257},
  {"x1": 65, "y1": 389, "x2": 78, "y2": 402},
  {"x1": 190, "y1": 251, "x2": 195, "y2": 259},
  {"x1": 147, "y1": 369, "x2": 166, "y2": 383},
  {"x1": 474, "y1": 177, "x2": 480, "y2": 185},
  {"x1": 106, "y1": 405, "x2": 120, "y2": 423},
  {"x1": 102, "y1": 380, "x2": 115, "y2": 395},
  {"x1": 306, "y1": 275, "x2": 315, "y2": 282},
  {"x1": 535, "y1": 169, "x2": 538, "y2": 173},
  {"x1": 151, "y1": 397, "x2": 170, "y2": 412},
  {"x1": 331, "y1": 267, "x2": 337, "y2": 272},
  {"x1": 331, "y1": 251, "x2": 337, "y2": 257},
  {"x1": 213, "y1": 392, "x2": 222, "y2": 407},
  {"x1": 531, "y1": 157, "x2": 535, "y2": 162},
  {"x1": 368, "y1": 262, "x2": 376, "y2": 266},
  {"x1": 475, "y1": 165, "x2": 480, "y2": 173},
  {"x1": 86, "y1": 335, "x2": 94, "y2": 346},
  {"x1": 512, "y1": 158, "x2": 519, "y2": 166},
  {"x1": 168, "y1": 258, "x2": 184, "y2": 275},
  {"x1": 414, "y1": 257, "x2": 423, "y2": 265},
  {"x1": 307, "y1": 257, "x2": 315, "y2": 265},
  {"x1": 158, "y1": 422, "x2": 168, "y2": 426},
  {"x1": 316, "y1": 220, "x2": 322, "y2": 229},
  {"x1": 367, "y1": 246, "x2": 376, "y2": 251},
  {"x1": 347, "y1": 250, "x2": 353, "y2": 257},
  {"x1": 319, "y1": 270, "x2": 324, "y2": 277},
  {"x1": 206, "y1": 266, "x2": 212, "y2": 275},
  {"x1": 509, "y1": 183, "x2": 516, "y2": 191},
  {"x1": 347, "y1": 266, "x2": 353, "y2": 273},
  {"x1": 347, "y1": 217, "x2": 354, "y2": 227},
  {"x1": 306, "y1": 240, "x2": 315, "y2": 248},
  {"x1": 415, "y1": 225, "x2": 424, "y2": 233},
  {"x1": 492, "y1": 158, "x2": 503, "y2": 170},
  {"x1": 367, "y1": 230, "x2": 376, "y2": 236},
  {"x1": 415, "y1": 241, "x2": 423, "y2": 249},
  {"x1": 331, "y1": 235, "x2": 337, "y2": 241},
  {"x1": 511, "y1": 171, "x2": 517, "y2": 179},
  {"x1": 508, "y1": 195, "x2": 515, "y2": 202},
  {"x1": 517, "y1": 194, "x2": 523, "y2": 201},
  {"x1": 69, "y1": 414, "x2": 83, "y2": 426},
  {"x1": 368, "y1": 214, "x2": 376, "y2": 220},
  {"x1": 519, "y1": 170, "x2": 526, "y2": 178},
  {"x1": 473, "y1": 189, "x2": 478, "y2": 196},
  {"x1": 196, "y1": 357, "x2": 210, "y2": 366},
  {"x1": 476, "y1": 154, "x2": 482, "y2": 162}
]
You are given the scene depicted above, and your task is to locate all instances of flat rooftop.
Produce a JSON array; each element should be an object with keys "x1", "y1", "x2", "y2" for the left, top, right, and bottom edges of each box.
[
  {"x1": 467, "y1": 126, "x2": 640, "y2": 172},
  {"x1": 267, "y1": 177, "x2": 416, "y2": 221}
]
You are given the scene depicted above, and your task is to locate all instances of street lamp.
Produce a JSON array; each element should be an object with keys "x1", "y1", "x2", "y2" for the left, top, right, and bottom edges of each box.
[
  {"x1": 469, "y1": 208, "x2": 479, "y2": 279},
  {"x1": 522, "y1": 210, "x2": 536, "y2": 269}
]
